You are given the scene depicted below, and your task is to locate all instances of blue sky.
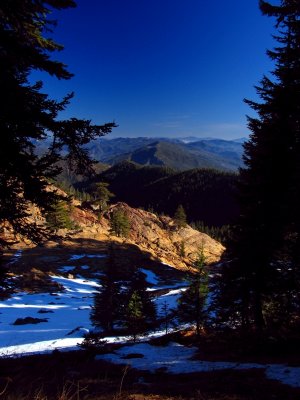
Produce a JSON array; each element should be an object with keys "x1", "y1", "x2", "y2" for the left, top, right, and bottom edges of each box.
[{"x1": 36, "y1": 0, "x2": 278, "y2": 139}]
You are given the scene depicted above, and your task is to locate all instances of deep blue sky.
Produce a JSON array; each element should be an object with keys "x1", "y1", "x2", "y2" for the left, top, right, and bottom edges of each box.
[{"x1": 36, "y1": 0, "x2": 278, "y2": 139}]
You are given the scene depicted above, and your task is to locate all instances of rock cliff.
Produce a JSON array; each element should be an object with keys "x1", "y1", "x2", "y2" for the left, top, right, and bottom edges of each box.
[
  {"x1": 68, "y1": 202, "x2": 224, "y2": 271},
  {"x1": 2, "y1": 196, "x2": 225, "y2": 272}
]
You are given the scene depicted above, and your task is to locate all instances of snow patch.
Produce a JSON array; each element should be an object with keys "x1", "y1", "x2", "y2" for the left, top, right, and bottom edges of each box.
[
  {"x1": 140, "y1": 268, "x2": 158, "y2": 285},
  {"x1": 99, "y1": 342, "x2": 300, "y2": 388},
  {"x1": 58, "y1": 266, "x2": 75, "y2": 273},
  {"x1": 8, "y1": 250, "x2": 23, "y2": 265},
  {"x1": 1, "y1": 256, "x2": 299, "y2": 389},
  {"x1": 69, "y1": 254, "x2": 107, "y2": 261},
  {"x1": 0, "y1": 275, "x2": 100, "y2": 355}
]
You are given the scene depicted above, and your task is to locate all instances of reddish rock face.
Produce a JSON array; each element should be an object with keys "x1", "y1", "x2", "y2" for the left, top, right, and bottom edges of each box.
[
  {"x1": 100, "y1": 202, "x2": 225, "y2": 270},
  {"x1": 3, "y1": 194, "x2": 225, "y2": 272}
]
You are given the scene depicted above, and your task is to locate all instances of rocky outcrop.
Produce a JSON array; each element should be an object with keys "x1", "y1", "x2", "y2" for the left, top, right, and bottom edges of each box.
[
  {"x1": 102, "y1": 203, "x2": 224, "y2": 270},
  {"x1": 3, "y1": 195, "x2": 225, "y2": 272},
  {"x1": 67, "y1": 202, "x2": 224, "y2": 270}
]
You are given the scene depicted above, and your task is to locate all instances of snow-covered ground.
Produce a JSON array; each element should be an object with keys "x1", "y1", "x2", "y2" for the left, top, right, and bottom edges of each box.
[
  {"x1": 0, "y1": 251, "x2": 300, "y2": 389},
  {"x1": 99, "y1": 342, "x2": 300, "y2": 388},
  {"x1": 0, "y1": 273, "x2": 99, "y2": 356},
  {"x1": 0, "y1": 254, "x2": 185, "y2": 357}
]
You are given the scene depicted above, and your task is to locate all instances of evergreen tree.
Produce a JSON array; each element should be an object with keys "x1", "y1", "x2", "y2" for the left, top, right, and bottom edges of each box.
[
  {"x1": 123, "y1": 270, "x2": 156, "y2": 341},
  {"x1": 90, "y1": 245, "x2": 123, "y2": 333},
  {"x1": 174, "y1": 205, "x2": 187, "y2": 228},
  {"x1": 215, "y1": 0, "x2": 300, "y2": 334},
  {"x1": 92, "y1": 182, "x2": 114, "y2": 213},
  {"x1": 126, "y1": 291, "x2": 145, "y2": 342},
  {"x1": 46, "y1": 199, "x2": 75, "y2": 232},
  {"x1": 110, "y1": 209, "x2": 131, "y2": 237},
  {"x1": 160, "y1": 300, "x2": 174, "y2": 335},
  {"x1": 0, "y1": 1, "x2": 116, "y2": 247},
  {"x1": 177, "y1": 246, "x2": 208, "y2": 336},
  {"x1": 179, "y1": 240, "x2": 186, "y2": 258}
]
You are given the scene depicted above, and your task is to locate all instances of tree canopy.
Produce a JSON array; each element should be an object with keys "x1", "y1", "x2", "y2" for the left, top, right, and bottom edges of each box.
[
  {"x1": 177, "y1": 246, "x2": 208, "y2": 336},
  {"x1": 174, "y1": 205, "x2": 187, "y2": 228},
  {"x1": 215, "y1": 0, "x2": 300, "y2": 335},
  {"x1": 0, "y1": 0, "x2": 116, "y2": 247},
  {"x1": 110, "y1": 209, "x2": 131, "y2": 238}
]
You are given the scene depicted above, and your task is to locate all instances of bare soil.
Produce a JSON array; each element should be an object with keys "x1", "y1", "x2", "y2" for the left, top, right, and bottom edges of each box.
[{"x1": 3, "y1": 237, "x2": 188, "y2": 293}]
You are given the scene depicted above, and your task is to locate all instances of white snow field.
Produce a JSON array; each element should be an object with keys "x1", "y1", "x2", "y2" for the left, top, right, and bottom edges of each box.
[
  {"x1": 0, "y1": 252, "x2": 299, "y2": 389},
  {"x1": 0, "y1": 255, "x2": 186, "y2": 357},
  {"x1": 0, "y1": 273, "x2": 99, "y2": 356}
]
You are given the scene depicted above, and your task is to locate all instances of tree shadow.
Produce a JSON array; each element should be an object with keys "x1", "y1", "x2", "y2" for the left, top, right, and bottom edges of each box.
[{"x1": 4, "y1": 237, "x2": 187, "y2": 285}]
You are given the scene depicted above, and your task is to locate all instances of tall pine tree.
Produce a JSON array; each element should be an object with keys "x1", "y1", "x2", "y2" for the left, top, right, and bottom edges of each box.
[
  {"x1": 91, "y1": 244, "x2": 123, "y2": 333},
  {"x1": 177, "y1": 246, "x2": 208, "y2": 336},
  {"x1": 46, "y1": 198, "x2": 75, "y2": 232},
  {"x1": 215, "y1": 0, "x2": 300, "y2": 334},
  {"x1": 123, "y1": 270, "x2": 156, "y2": 340},
  {"x1": 110, "y1": 209, "x2": 131, "y2": 237},
  {"x1": 0, "y1": 1, "x2": 116, "y2": 246},
  {"x1": 91, "y1": 182, "x2": 114, "y2": 214},
  {"x1": 174, "y1": 205, "x2": 187, "y2": 228}
]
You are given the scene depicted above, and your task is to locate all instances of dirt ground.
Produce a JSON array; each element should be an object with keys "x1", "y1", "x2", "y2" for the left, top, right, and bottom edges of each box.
[{"x1": 3, "y1": 236, "x2": 188, "y2": 291}]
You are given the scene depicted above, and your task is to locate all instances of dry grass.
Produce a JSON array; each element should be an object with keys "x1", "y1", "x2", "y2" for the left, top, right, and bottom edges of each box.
[{"x1": 0, "y1": 350, "x2": 299, "y2": 400}]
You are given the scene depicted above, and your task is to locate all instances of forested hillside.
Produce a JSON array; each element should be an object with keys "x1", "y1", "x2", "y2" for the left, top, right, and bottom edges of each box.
[{"x1": 78, "y1": 161, "x2": 238, "y2": 228}]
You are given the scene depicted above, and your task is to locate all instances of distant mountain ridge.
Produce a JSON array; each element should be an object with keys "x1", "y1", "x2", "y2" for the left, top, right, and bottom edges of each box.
[
  {"x1": 33, "y1": 136, "x2": 246, "y2": 172},
  {"x1": 104, "y1": 141, "x2": 237, "y2": 171},
  {"x1": 85, "y1": 136, "x2": 245, "y2": 171}
]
